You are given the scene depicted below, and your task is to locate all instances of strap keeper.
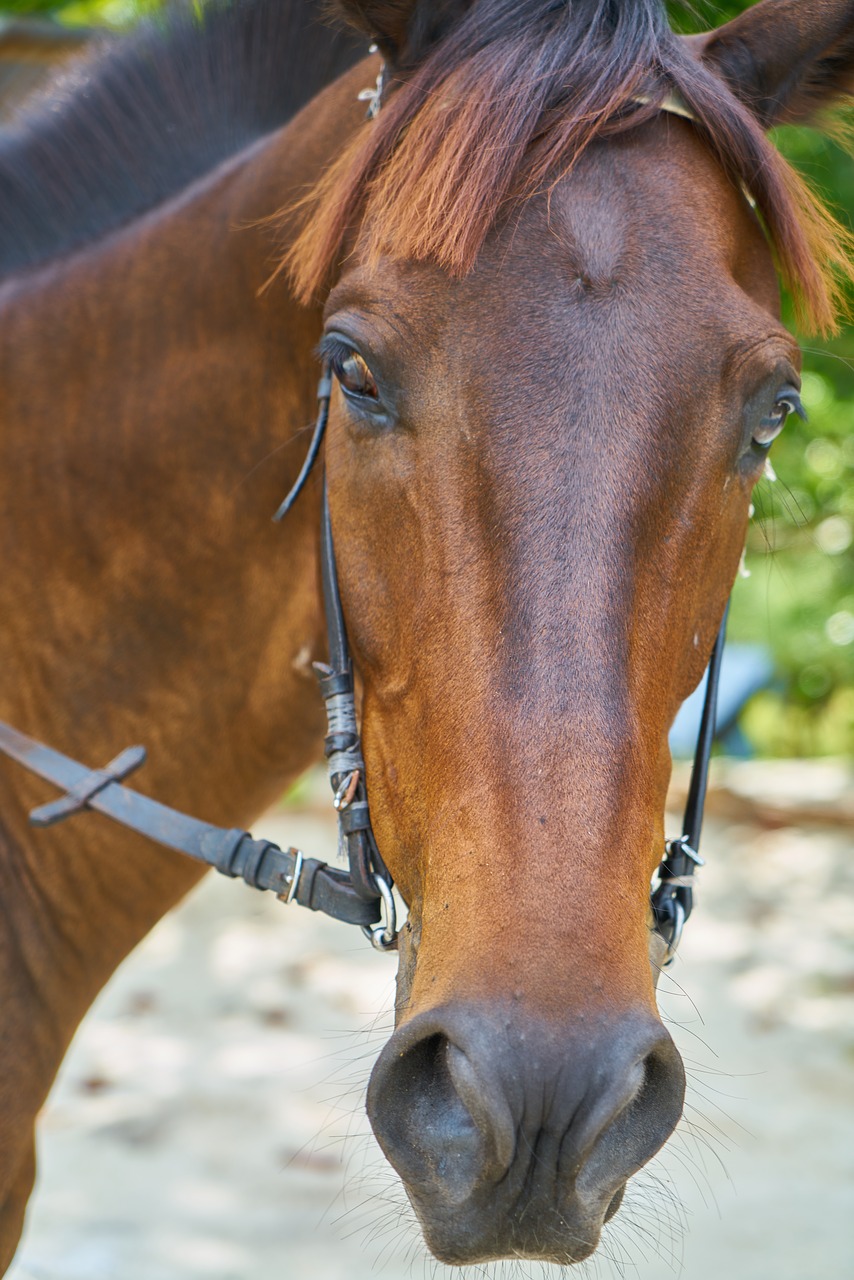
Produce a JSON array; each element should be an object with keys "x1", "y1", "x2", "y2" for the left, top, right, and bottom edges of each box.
[
  {"x1": 292, "y1": 854, "x2": 319, "y2": 909},
  {"x1": 200, "y1": 828, "x2": 248, "y2": 878},
  {"x1": 241, "y1": 839, "x2": 273, "y2": 889},
  {"x1": 339, "y1": 802, "x2": 371, "y2": 834},
  {"x1": 319, "y1": 675, "x2": 353, "y2": 700}
]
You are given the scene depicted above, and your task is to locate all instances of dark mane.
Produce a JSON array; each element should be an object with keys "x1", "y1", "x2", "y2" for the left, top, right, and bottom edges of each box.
[
  {"x1": 288, "y1": 0, "x2": 853, "y2": 334},
  {"x1": 0, "y1": 0, "x2": 360, "y2": 278}
]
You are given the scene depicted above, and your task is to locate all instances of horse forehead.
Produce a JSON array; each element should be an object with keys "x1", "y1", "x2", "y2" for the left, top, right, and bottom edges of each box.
[
  {"x1": 336, "y1": 128, "x2": 774, "y2": 380},
  {"x1": 534, "y1": 151, "x2": 644, "y2": 285},
  {"x1": 512, "y1": 132, "x2": 747, "y2": 301}
]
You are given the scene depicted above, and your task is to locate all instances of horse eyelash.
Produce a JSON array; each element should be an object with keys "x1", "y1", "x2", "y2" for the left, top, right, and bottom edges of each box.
[{"x1": 316, "y1": 333, "x2": 362, "y2": 369}]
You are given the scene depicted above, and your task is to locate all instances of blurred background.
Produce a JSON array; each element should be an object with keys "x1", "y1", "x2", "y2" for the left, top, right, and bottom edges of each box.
[{"x1": 0, "y1": 3, "x2": 850, "y2": 1280}]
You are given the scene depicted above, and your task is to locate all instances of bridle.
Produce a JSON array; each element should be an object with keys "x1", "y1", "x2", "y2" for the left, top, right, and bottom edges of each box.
[
  {"x1": 0, "y1": 68, "x2": 729, "y2": 965},
  {"x1": 281, "y1": 365, "x2": 730, "y2": 964},
  {"x1": 0, "y1": 360, "x2": 726, "y2": 961},
  {"x1": 278, "y1": 369, "x2": 398, "y2": 949}
]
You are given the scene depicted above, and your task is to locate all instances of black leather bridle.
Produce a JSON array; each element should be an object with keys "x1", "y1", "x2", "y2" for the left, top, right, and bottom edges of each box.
[
  {"x1": 0, "y1": 365, "x2": 726, "y2": 961},
  {"x1": 652, "y1": 602, "x2": 728, "y2": 962}
]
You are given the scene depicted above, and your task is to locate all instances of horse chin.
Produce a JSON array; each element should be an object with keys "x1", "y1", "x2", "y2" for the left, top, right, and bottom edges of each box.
[
  {"x1": 412, "y1": 1187, "x2": 622, "y2": 1267},
  {"x1": 401, "y1": 1155, "x2": 632, "y2": 1267}
]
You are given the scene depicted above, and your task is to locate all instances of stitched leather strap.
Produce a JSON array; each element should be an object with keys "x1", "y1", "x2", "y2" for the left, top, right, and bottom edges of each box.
[{"x1": 0, "y1": 721, "x2": 381, "y2": 928}]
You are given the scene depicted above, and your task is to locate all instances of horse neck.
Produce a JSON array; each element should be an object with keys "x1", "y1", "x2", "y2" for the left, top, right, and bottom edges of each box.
[
  {"x1": 0, "y1": 70, "x2": 374, "y2": 1249},
  {"x1": 0, "y1": 63, "x2": 369, "y2": 829}
]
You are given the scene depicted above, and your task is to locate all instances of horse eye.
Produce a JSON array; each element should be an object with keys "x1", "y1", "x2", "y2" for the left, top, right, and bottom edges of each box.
[
  {"x1": 752, "y1": 385, "x2": 805, "y2": 450},
  {"x1": 332, "y1": 348, "x2": 379, "y2": 402}
]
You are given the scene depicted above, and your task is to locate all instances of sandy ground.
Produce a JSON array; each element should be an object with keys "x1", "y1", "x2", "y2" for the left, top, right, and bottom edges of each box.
[{"x1": 7, "y1": 762, "x2": 854, "y2": 1280}]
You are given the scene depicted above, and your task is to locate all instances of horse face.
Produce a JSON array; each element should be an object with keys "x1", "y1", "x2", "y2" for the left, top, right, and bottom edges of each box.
[{"x1": 319, "y1": 117, "x2": 795, "y2": 1263}]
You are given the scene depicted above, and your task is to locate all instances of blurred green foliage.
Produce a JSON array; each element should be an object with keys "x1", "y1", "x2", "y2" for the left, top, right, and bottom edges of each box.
[
  {"x1": 0, "y1": 0, "x2": 159, "y2": 25},
  {"x1": 667, "y1": 4, "x2": 854, "y2": 758},
  {"x1": 1, "y1": 0, "x2": 852, "y2": 755}
]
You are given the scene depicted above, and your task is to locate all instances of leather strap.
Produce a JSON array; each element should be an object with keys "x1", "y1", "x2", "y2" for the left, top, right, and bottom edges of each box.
[
  {"x1": 315, "y1": 474, "x2": 393, "y2": 909},
  {"x1": 651, "y1": 602, "x2": 729, "y2": 961},
  {"x1": 0, "y1": 344, "x2": 728, "y2": 956},
  {"x1": 271, "y1": 368, "x2": 331, "y2": 523},
  {"x1": 0, "y1": 721, "x2": 381, "y2": 928},
  {"x1": 0, "y1": 364, "x2": 392, "y2": 943},
  {"x1": 30, "y1": 744, "x2": 148, "y2": 827}
]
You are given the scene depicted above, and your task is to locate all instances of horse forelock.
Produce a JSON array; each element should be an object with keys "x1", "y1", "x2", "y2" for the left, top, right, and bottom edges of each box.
[{"x1": 287, "y1": 0, "x2": 853, "y2": 336}]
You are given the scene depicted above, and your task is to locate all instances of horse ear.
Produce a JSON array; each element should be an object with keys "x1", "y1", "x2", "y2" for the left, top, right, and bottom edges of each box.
[
  {"x1": 327, "y1": 1, "x2": 461, "y2": 67},
  {"x1": 689, "y1": 0, "x2": 854, "y2": 128}
]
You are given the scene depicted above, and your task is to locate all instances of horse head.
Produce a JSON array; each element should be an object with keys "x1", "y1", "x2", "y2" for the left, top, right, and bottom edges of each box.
[{"x1": 284, "y1": 0, "x2": 854, "y2": 1264}]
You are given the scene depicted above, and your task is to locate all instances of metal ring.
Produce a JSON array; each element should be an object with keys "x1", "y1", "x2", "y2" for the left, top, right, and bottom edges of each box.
[
  {"x1": 361, "y1": 874, "x2": 397, "y2": 952},
  {"x1": 662, "y1": 898, "x2": 685, "y2": 966}
]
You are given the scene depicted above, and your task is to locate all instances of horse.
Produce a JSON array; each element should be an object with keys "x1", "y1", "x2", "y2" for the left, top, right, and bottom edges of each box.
[{"x1": 0, "y1": 0, "x2": 852, "y2": 1270}]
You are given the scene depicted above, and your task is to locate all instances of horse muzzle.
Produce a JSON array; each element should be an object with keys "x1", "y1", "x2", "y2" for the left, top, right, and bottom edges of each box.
[{"x1": 366, "y1": 1003, "x2": 685, "y2": 1264}]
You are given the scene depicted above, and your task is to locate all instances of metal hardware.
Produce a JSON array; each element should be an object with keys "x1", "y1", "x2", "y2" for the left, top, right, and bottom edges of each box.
[
  {"x1": 281, "y1": 848, "x2": 305, "y2": 905},
  {"x1": 333, "y1": 770, "x2": 360, "y2": 811},
  {"x1": 357, "y1": 59, "x2": 388, "y2": 119},
  {"x1": 362, "y1": 874, "x2": 398, "y2": 951},
  {"x1": 652, "y1": 604, "x2": 729, "y2": 964},
  {"x1": 667, "y1": 838, "x2": 704, "y2": 868}
]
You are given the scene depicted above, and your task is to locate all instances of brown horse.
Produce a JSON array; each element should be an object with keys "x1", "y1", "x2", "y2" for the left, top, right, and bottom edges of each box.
[{"x1": 0, "y1": 0, "x2": 852, "y2": 1270}]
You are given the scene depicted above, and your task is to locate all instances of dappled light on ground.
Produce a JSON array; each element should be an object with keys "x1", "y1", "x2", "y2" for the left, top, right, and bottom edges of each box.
[{"x1": 8, "y1": 765, "x2": 853, "y2": 1280}]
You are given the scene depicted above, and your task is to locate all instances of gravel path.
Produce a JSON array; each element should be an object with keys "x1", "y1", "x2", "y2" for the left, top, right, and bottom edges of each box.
[{"x1": 8, "y1": 764, "x2": 854, "y2": 1280}]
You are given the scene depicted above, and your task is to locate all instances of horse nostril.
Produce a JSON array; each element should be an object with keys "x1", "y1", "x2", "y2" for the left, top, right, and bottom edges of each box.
[
  {"x1": 576, "y1": 1031, "x2": 685, "y2": 1203},
  {"x1": 626, "y1": 1035, "x2": 686, "y2": 1150},
  {"x1": 367, "y1": 1030, "x2": 514, "y2": 1204}
]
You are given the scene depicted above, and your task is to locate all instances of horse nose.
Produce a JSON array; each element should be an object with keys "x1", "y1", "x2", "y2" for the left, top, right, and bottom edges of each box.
[
  {"x1": 366, "y1": 1005, "x2": 685, "y2": 1264},
  {"x1": 367, "y1": 1015, "x2": 517, "y2": 1202}
]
